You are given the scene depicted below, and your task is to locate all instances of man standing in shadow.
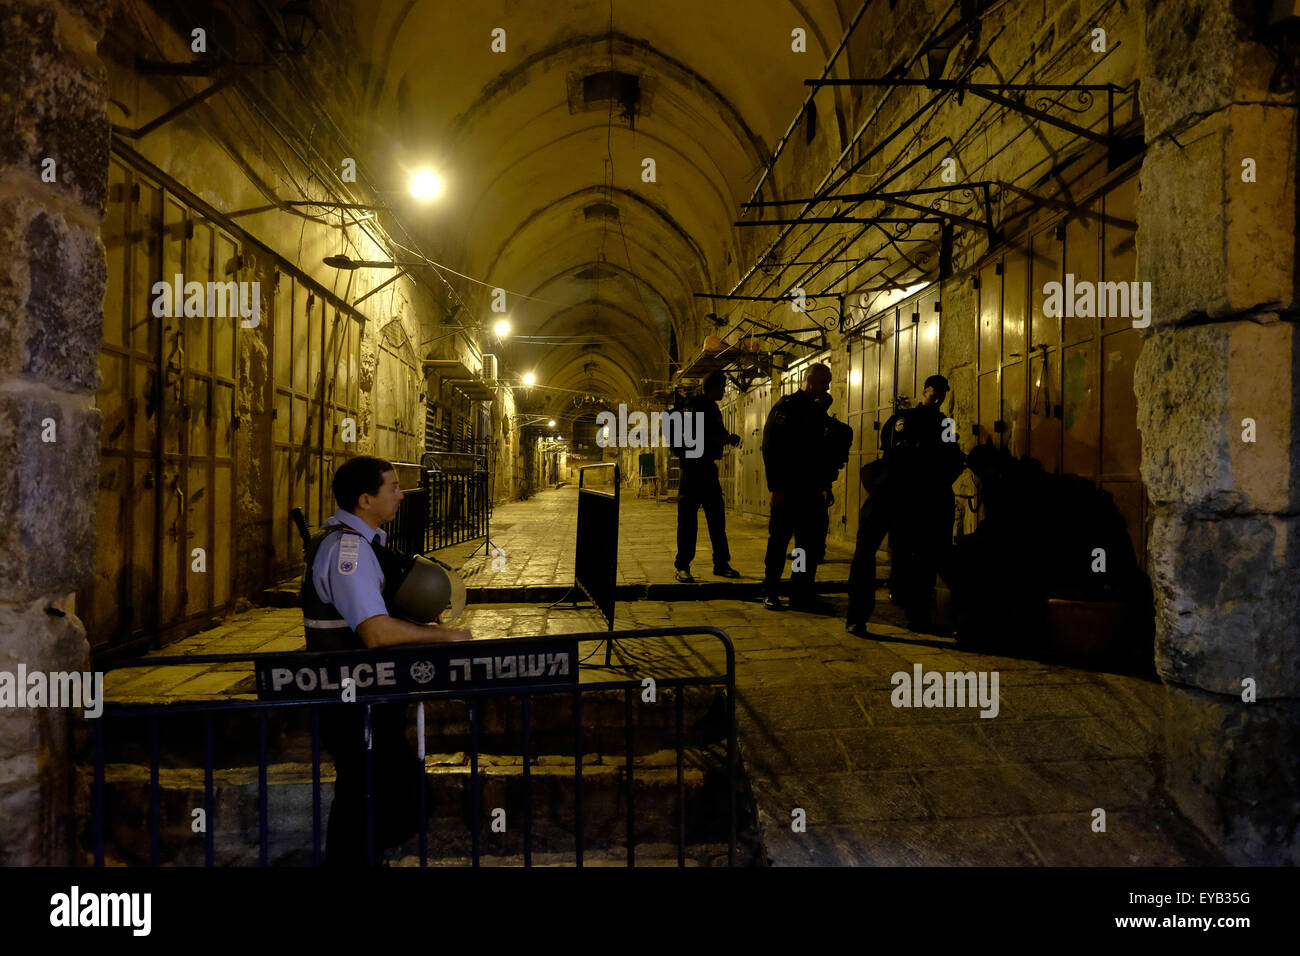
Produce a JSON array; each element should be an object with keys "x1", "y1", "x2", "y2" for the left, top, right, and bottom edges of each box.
[
  {"x1": 760, "y1": 362, "x2": 839, "y2": 612},
  {"x1": 886, "y1": 375, "x2": 965, "y2": 632},
  {"x1": 675, "y1": 370, "x2": 743, "y2": 582}
]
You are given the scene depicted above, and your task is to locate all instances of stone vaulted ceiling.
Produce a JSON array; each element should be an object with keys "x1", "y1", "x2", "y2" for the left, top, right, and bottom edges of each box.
[{"x1": 346, "y1": 0, "x2": 849, "y2": 415}]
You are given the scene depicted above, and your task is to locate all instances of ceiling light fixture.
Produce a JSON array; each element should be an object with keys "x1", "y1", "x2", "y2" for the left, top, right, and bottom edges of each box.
[{"x1": 410, "y1": 169, "x2": 444, "y2": 200}]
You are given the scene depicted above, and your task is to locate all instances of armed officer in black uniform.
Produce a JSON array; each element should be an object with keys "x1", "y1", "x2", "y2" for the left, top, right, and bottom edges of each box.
[
  {"x1": 845, "y1": 395, "x2": 908, "y2": 636},
  {"x1": 675, "y1": 370, "x2": 742, "y2": 581},
  {"x1": 881, "y1": 375, "x2": 966, "y2": 632},
  {"x1": 302, "y1": 456, "x2": 473, "y2": 865},
  {"x1": 761, "y1": 362, "x2": 841, "y2": 612}
]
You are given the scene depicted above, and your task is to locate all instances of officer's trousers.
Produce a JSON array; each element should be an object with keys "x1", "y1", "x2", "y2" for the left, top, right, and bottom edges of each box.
[
  {"x1": 846, "y1": 487, "x2": 895, "y2": 625},
  {"x1": 763, "y1": 489, "x2": 829, "y2": 599},
  {"x1": 676, "y1": 460, "x2": 730, "y2": 570},
  {"x1": 320, "y1": 701, "x2": 430, "y2": 866},
  {"x1": 891, "y1": 489, "x2": 955, "y2": 628}
]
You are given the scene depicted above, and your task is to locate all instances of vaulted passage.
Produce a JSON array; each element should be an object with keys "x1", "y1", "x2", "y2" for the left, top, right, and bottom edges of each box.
[{"x1": 1, "y1": 0, "x2": 1297, "y2": 870}]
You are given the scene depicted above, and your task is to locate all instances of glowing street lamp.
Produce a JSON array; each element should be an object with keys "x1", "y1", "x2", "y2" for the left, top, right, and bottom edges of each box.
[
  {"x1": 494, "y1": 319, "x2": 511, "y2": 338},
  {"x1": 522, "y1": 372, "x2": 536, "y2": 387},
  {"x1": 548, "y1": 420, "x2": 556, "y2": 427},
  {"x1": 410, "y1": 169, "x2": 444, "y2": 200}
]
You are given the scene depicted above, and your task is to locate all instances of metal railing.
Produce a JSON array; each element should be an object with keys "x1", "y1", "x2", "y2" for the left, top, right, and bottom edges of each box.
[
  {"x1": 90, "y1": 626, "x2": 738, "y2": 867},
  {"x1": 378, "y1": 454, "x2": 490, "y2": 554},
  {"x1": 383, "y1": 487, "x2": 431, "y2": 556},
  {"x1": 421, "y1": 452, "x2": 490, "y2": 551}
]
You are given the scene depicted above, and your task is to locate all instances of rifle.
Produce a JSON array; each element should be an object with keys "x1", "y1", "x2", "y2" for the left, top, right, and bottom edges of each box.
[{"x1": 289, "y1": 507, "x2": 311, "y2": 559}]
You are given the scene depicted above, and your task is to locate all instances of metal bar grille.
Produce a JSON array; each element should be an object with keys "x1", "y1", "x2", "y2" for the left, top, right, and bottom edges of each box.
[{"x1": 91, "y1": 627, "x2": 740, "y2": 868}]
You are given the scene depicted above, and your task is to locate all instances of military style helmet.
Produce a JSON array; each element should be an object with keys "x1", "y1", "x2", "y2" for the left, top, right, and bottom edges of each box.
[
  {"x1": 387, "y1": 553, "x2": 468, "y2": 625},
  {"x1": 292, "y1": 507, "x2": 469, "y2": 626}
]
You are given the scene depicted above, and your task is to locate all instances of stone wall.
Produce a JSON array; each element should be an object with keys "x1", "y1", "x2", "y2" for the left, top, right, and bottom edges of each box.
[
  {"x1": 98, "y1": 3, "x2": 512, "y2": 581},
  {"x1": 490, "y1": 384, "x2": 519, "y2": 501},
  {"x1": 0, "y1": 0, "x2": 110, "y2": 864},
  {"x1": 1135, "y1": 0, "x2": 1300, "y2": 864}
]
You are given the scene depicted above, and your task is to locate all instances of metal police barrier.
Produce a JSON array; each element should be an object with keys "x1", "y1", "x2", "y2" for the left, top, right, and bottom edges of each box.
[
  {"x1": 573, "y1": 462, "x2": 619, "y2": 631},
  {"x1": 90, "y1": 626, "x2": 738, "y2": 867}
]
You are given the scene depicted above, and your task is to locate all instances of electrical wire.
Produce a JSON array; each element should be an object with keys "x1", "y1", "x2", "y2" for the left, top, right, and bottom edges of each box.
[
  {"x1": 739, "y1": 2, "x2": 998, "y2": 307},
  {"x1": 382, "y1": 234, "x2": 568, "y2": 306},
  {"x1": 595, "y1": 0, "x2": 679, "y2": 379},
  {"x1": 727, "y1": 0, "x2": 964, "y2": 300},
  {"x1": 165, "y1": 0, "x2": 482, "y2": 345}
]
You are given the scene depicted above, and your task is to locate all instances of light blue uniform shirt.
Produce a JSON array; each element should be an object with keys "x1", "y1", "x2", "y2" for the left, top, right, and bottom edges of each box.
[{"x1": 311, "y1": 508, "x2": 390, "y2": 630}]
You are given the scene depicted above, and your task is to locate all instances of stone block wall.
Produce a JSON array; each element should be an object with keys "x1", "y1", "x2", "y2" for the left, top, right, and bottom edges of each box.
[
  {"x1": 0, "y1": 0, "x2": 110, "y2": 865},
  {"x1": 1135, "y1": 0, "x2": 1300, "y2": 863}
]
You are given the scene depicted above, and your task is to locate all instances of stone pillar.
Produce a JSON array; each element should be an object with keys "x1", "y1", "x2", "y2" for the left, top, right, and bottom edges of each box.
[
  {"x1": 1136, "y1": 0, "x2": 1300, "y2": 863},
  {"x1": 940, "y1": 274, "x2": 980, "y2": 534},
  {"x1": 0, "y1": 0, "x2": 110, "y2": 864}
]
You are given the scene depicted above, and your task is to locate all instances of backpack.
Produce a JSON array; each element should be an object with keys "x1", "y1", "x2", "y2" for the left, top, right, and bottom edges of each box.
[
  {"x1": 824, "y1": 416, "x2": 853, "y2": 476},
  {"x1": 669, "y1": 389, "x2": 692, "y2": 460}
]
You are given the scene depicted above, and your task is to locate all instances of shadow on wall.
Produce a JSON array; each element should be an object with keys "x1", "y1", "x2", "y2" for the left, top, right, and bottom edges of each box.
[{"x1": 949, "y1": 442, "x2": 1155, "y2": 677}]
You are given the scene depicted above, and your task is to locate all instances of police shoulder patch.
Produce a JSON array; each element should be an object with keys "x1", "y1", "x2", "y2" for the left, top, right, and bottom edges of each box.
[
  {"x1": 337, "y1": 534, "x2": 361, "y2": 575},
  {"x1": 894, "y1": 418, "x2": 906, "y2": 432}
]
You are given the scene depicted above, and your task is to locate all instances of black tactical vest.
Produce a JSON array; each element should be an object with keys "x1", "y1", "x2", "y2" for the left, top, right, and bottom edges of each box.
[{"x1": 300, "y1": 522, "x2": 409, "y2": 652}]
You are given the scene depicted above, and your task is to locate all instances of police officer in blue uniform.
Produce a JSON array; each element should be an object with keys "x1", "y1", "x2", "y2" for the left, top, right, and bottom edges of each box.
[{"x1": 302, "y1": 456, "x2": 473, "y2": 865}]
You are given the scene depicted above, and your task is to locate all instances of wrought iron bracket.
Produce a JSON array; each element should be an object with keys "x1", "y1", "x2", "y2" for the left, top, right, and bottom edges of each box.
[
  {"x1": 112, "y1": 65, "x2": 253, "y2": 139},
  {"x1": 805, "y1": 78, "x2": 1129, "y2": 148},
  {"x1": 113, "y1": 58, "x2": 275, "y2": 139},
  {"x1": 743, "y1": 182, "x2": 1001, "y2": 243}
]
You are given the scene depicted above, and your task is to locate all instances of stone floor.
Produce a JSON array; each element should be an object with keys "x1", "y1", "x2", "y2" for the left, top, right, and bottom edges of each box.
[
  {"x1": 431, "y1": 483, "x2": 856, "y2": 596},
  {"x1": 107, "y1": 485, "x2": 1225, "y2": 866}
]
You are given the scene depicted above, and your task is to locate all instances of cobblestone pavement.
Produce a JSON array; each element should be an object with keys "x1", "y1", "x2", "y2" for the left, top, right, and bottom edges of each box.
[
  {"x1": 108, "y1": 589, "x2": 1224, "y2": 866},
  {"x1": 432, "y1": 485, "x2": 858, "y2": 593}
]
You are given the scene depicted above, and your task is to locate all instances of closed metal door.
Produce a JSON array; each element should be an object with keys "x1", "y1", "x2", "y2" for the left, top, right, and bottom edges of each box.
[
  {"x1": 273, "y1": 277, "x2": 333, "y2": 571},
  {"x1": 272, "y1": 278, "x2": 363, "y2": 576},
  {"x1": 718, "y1": 394, "x2": 738, "y2": 511},
  {"x1": 976, "y1": 173, "x2": 1145, "y2": 567},
  {"x1": 82, "y1": 159, "x2": 239, "y2": 651},
  {"x1": 844, "y1": 336, "x2": 880, "y2": 540},
  {"x1": 737, "y1": 383, "x2": 770, "y2": 516}
]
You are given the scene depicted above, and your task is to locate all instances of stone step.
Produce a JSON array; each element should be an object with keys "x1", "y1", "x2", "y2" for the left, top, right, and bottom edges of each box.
[
  {"x1": 384, "y1": 843, "x2": 739, "y2": 867},
  {"x1": 82, "y1": 745, "x2": 741, "y2": 867},
  {"x1": 260, "y1": 576, "x2": 863, "y2": 607},
  {"x1": 95, "y1": 687, "x2": 734, "y2": 769},
  {"x1": 98, "y1": 843, "x2": 740, "y2": 867}
]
